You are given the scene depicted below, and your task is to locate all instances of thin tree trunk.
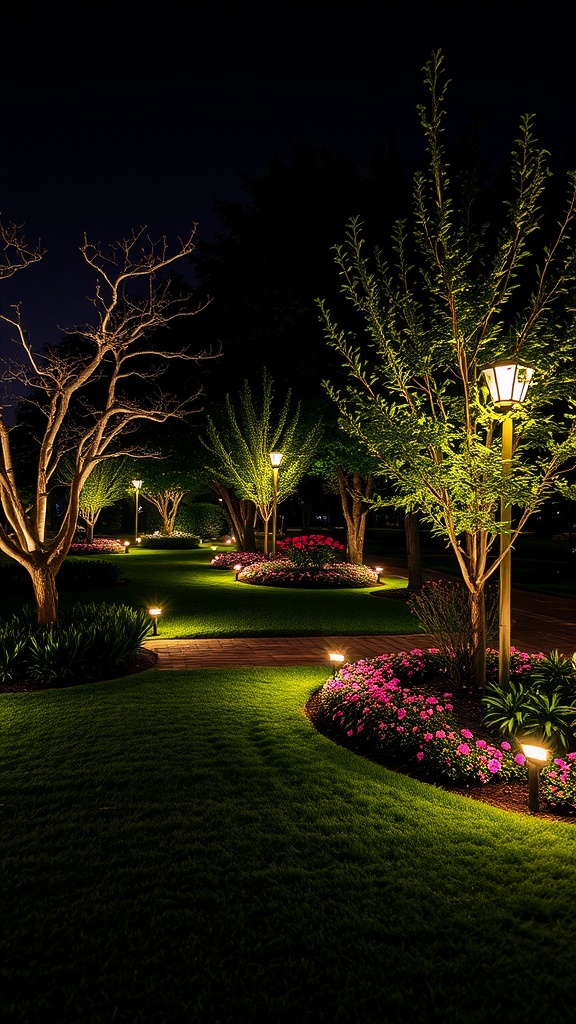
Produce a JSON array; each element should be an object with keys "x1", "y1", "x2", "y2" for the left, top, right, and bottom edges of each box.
[
  {"x1": 469, "y1": 586, "x2": 487, "y2": 689},
  {"x1": 336, "y1": 467, "x2": 374, "y2": 565},
  {"x1": 210, "y1": 484, "x2": 256, "y2": 551},
  {"x1": 404, "y1": 512, "x2": 422, "y2": 592}
]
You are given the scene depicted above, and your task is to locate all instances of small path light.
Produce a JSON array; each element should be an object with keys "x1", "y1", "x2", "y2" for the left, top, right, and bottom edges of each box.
[
  {"x1": 329, "y1": 652, "x2": 345, "y2": 677},
  {"x1": 124, "y1": 540, "x2": 130, "y2": 554},
  {"x1": 519, "y1": 740, "x2": 549, "y2": 812},
  {"x1": 148, "y1": 607, "x2": 162, "y2": 636},
  {"x1": 375, "y1": 566, "x2": 384, "y2": 583},
  {"x1": 234, "y1": 563, "x2": 243, "y2": 581}
]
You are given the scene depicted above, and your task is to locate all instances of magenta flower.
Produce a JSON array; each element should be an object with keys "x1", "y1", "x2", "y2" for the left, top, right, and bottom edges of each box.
[
  {"x1": 488, "y1": 760, "x2": 501, "y2": 773},
  {"x1": 460, "y1": 729, "x2": 474, "y2": 739},
  {"x1": 457, "y1": 743, "x2": 470, "y2": 755}
]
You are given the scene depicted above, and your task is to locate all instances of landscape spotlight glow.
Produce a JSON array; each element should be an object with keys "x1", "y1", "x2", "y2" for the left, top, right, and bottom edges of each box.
[{"x1": 519, "y1": 739, "x2": 549, "y2": 812}]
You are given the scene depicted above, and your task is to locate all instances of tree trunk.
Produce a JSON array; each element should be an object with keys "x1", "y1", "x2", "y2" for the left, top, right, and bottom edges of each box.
[
  {"x1": 29, "y1": 564, "x2": 59, "y2": 624},
  {"x1": 210, "y1": 484, "x2": 256, "y2": 551},
  {"x1": 86, "y1": 521, "x2": 94, "y2": 543},
  {"x1": 404, "y1": 512, "x2": 422, "y2": 592},
  {"x1": 336, "y1": 467, "x2": 374, "y2": 565},
  {"x1": 469, "y1": 585, "x2": 487, "y2": 690}
]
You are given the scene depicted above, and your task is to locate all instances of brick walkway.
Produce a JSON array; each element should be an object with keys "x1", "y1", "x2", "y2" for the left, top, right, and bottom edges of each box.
[{"x1": 145, "y1": 560, "x2": 576, "y2": 669}]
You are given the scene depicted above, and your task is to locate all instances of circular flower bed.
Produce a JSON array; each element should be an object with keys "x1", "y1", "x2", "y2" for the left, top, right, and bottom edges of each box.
[
  {"x1": 317, "y1": 648, "x2": 564, "y2": 794},
  {"x1": 237, "y1": 559, "x2": 378, "y2": 588}
]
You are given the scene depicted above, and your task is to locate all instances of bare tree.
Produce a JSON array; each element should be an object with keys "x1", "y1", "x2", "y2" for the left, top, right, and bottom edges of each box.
[{"x1": 0, "y1": 223, "x2": 213, "y2": 622}]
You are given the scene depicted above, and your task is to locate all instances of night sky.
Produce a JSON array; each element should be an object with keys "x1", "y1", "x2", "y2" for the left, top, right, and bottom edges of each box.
[{"x1": 1, "y1": 6, "x2": 575, "y2": 352}]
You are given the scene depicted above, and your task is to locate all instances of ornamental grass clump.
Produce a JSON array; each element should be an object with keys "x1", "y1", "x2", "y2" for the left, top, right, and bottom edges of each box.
[{"x1": 319, "y1": 649, "x2": 526, "y2": 786}]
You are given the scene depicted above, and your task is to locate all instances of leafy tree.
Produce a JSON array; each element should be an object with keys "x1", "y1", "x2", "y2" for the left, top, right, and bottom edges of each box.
[
  {"x1": 0, "y1": 224, "x2": 212, "y2": 622},
  {"x1": 60, "y1": 457, "x2": 132, "y2": 541},
  {"x1": 320, "y1": 52, "x2": 576, "y2": 689},
  {"x1": 203, "y1": 372, "x2": 324, "y2": 554}
]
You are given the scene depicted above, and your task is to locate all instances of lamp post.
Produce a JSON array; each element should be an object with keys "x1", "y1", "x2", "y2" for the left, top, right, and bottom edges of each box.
[
  {"x1": 270, "y1": 452, "x2": 283, "y2": 557},
  {"x1": 329, "y1": 652, "x2": 345, "y2": 677},
  {"x1": 148, "y1": 606, "x2": 162, "y2": 636},
  {"x1": 482, "y1": 360, "x2": 534, "y2": 689},
  {"x1": 519, "y1": 740, "x2": 549, "y2": 812},
  {"x1": 132, "y1": 479, "x2": 143, "y2": 544}
]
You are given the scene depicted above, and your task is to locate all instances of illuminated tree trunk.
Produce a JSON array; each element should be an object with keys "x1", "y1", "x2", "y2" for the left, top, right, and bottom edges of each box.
[
  {"x1": 211, "y1": 484, "x2": 256, "y2": 551},
  {"x1": 336, "y1": 468, "x2": 373, "y2": 564},
  {"x1": 404, "y1": 512, "x2": 422, "y2": 593},
  {"x1": 29, "y1": 563, "x2": 60, "y2": 625}
]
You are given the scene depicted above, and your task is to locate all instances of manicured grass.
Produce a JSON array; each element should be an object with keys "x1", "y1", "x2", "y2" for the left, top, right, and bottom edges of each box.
[
  {"x1": 0, "y1": 548, "x2": 420, "y2": 638},
  {"x1": 2, "y1": 667, "x2": 576, "y2": 1022}
]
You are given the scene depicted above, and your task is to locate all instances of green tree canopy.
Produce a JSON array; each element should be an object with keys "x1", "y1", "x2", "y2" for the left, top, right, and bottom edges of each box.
[
  {"x1": 320, "y1": 51, "x2": 576, "y2": 687},
  {"x1": 203, "y1": 371, "x2": 324, "y2": 554}
]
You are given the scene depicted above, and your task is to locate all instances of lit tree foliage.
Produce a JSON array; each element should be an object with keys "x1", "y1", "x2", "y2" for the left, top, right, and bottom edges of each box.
[
  {"x1": 60, "y1": 457, "x2": 132, "y2": 542},
  {"x1": 320, "y1": 52, "x2": 576, "y2": 688},
  {"x1": 203, "y1": 372, "x2": 324, "y2": 554},
  {"x1": 0, "y1": 224, "x2": 212, "y2": 622}
]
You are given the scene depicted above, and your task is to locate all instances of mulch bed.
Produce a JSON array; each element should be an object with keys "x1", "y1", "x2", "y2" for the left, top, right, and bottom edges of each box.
[{"x1": 305, "y1": 687, "x2": 576, "y2": 824}]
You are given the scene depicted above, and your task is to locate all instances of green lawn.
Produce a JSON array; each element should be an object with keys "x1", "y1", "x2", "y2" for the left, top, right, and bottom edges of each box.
[
  {"x1": 0, "y1": 547, "x2": 420, "y2": 638},
  {"x1": 2, "y1": 666, "x2": 576, "y2": 1023}
]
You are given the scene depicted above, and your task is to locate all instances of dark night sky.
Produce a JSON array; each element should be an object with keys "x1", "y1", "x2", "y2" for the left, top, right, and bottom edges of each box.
[{"x1": 1, "y1": 5, "x2": 575, "y2": 351}]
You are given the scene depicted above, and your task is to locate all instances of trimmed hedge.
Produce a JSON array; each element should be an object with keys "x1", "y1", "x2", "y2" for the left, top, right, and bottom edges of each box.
[{"x1": 139, "y1": 533, "x2": 201, "y2": 549}]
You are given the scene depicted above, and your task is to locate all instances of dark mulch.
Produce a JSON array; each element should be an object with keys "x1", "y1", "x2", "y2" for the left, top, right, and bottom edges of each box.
[{"x1": 305, "y1": 687, "x2": 576, "y2": 825}]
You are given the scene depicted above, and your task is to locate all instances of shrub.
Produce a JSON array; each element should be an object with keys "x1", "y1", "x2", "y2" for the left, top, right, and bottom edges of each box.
[
  {"x1": 176, "y1": 502, "x2": 227, "y2": 539},
  {"x1": 408, "y1": 580, "x2": 498, "y2": 690},
  {"x1": 482, "y1": 648, "x2": 576, "y2": 753},
  {"x1": 276, "y1": 534, "x2": 345, "y2": 567},
  {"x1": 0, "y1": 603, "x2": 152, "y2": 689},
  {"x1": 237, "y1": 560, "x2": 378, "y2": 589},
  {"x1": 139, "y1": 533, "x2": 200, "y2": 549},
  {"x1": 319, "y1": 649, "x2": 526, "y2": 786}
]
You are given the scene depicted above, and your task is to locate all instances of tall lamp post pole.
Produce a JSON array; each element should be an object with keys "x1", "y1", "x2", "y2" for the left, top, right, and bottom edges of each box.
[
  {"x1": 270, "y1": 452, "x2": 283, "y2": 558},
  {"x1": 132, "y1": 479, "x2": 143, "y2": 545},
  {"x1": 482, "y1": 360, "x2": 534, "y2": 690}
]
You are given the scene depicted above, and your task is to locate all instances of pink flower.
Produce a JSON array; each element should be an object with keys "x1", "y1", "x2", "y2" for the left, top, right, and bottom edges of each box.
[
  {"x1": 476, "y1": 739, "x2": 487, "y2": 749},
  {"x1": 457, "y1": 744, "x2": 470, "y2": 756},
  {"x1": 488, "y1": 760, "x2": 501, "y2": 773},
  {"x1": 461, "y1": 729, "x2": 474, "y2": 739},
  {"x1": 514, "y1": 753, "x2": 527, "y2": 765},
  {"x1": 423, "y1": 733, "x2": 434, "y2": 742},
  {"x1": 501, "y1": 741, "x2": 511, "y2": 750},
  {"x1": 416, "y1": 751, "x2": 425, "y2": 761},
  {"x1": 435, "y1": 730, "x2": 446, "y2": 739},
  {"x1": 397, "y1": 708, "x2": 407, "y2": 720}
]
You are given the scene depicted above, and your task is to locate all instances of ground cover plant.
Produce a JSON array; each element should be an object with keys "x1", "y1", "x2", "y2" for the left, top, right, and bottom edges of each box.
[
  {"x1": 0, "y1": 548, "x2": 418, "y2": 639},
  {"x1": 2, "y1": 666, "x2": 576, "y2": 1023}
]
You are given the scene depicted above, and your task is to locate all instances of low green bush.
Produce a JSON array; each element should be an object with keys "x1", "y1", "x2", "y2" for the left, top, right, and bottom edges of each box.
[
  {"x1": 176, "y1": 502, "x2": 226, "y2": 538},
  {"x1": 139, "y1": 533, "x2": 201, "y2": 549},
  {"x1": 0, "y1": 603, "x2": 151, "y2": 689}
]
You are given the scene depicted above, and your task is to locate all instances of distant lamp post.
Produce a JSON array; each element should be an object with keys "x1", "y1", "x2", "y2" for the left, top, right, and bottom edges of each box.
[
  {"x1": 148, "y1": 606, "x2": 162, "y2": 636},
  {"x1": 329, "y1": 652, "x2": 345, "y2": 677},
  {"x1": 519, "y1": 740, "x2": 549, "y2": 812},
  {"x1": 132, "y1": 479, "x2": 143, "y2": 544},
  {"x1": 375, "y1": 566, "x2": 384, "y2": 583},
  {"x1": 270, "y1": 452, "x2": 283, "y2": 557},
  {"x1": 482, "y1": 359, "x2": 535, "y2": 690},
  {"x1": 124, "y1": 540, "x2": 130, "y2": 554},
  {"x1": 234, "y1": 563, "x2": 242, "y2": 581}
]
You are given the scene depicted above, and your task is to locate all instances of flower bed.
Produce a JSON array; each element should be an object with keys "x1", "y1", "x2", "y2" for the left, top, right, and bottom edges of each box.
[
  {"x1": 237, "y1": 559, "x2": 378, "y2": 588},
  {"x1": 318, "y1": 648, "x2": 543, "y2": 787},
  {"x1": 277, "y1": 533, "x2": 345, "y2": 566},
  {"x1": 210, "y1": 552, "x2": 269, "y2": 569},
  {"x1": 69, "y1": 539, "x2": 125, "y2": 554},
  {"x1": 540, "y1": 755, "x2": 576, "y2": 809}
]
